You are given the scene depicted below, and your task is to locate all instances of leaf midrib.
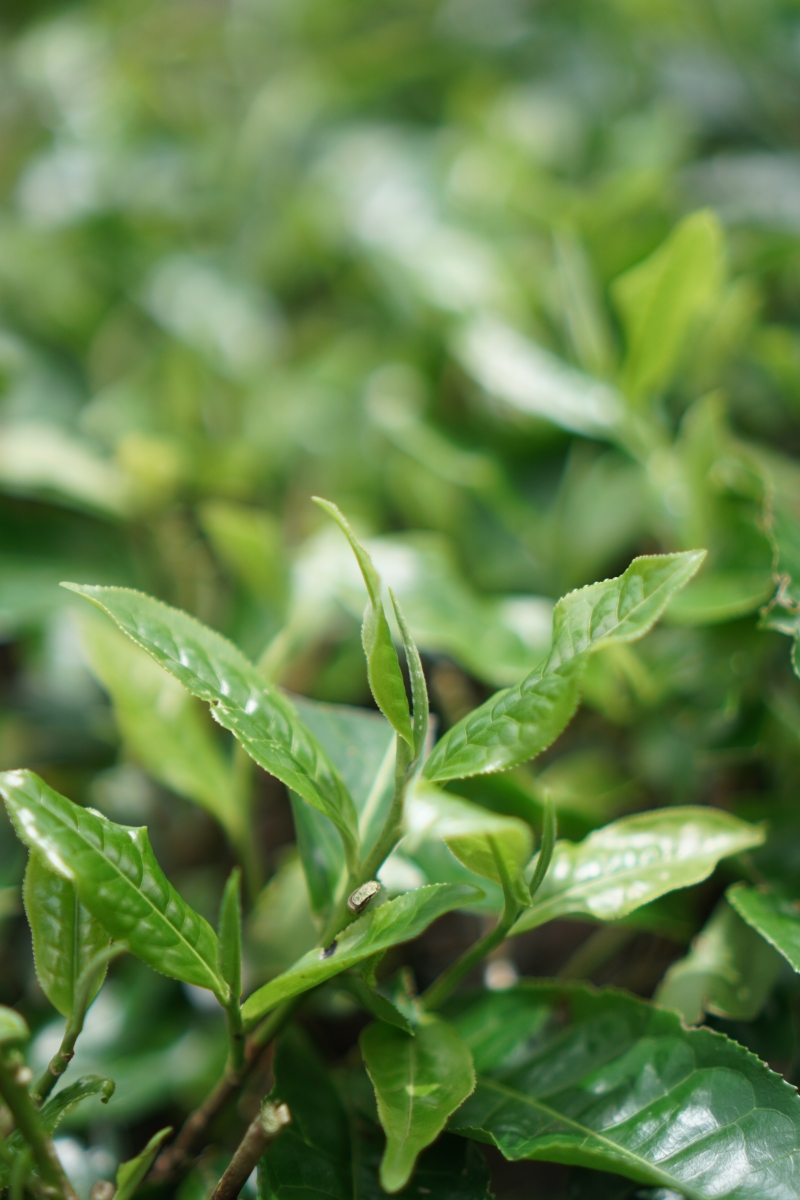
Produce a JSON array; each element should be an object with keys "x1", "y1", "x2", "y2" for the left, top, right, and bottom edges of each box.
[
  {"x1": 475, "y1": 1076, "x2": 708, "y2": 1200},
  {"x1": 37, "y1": 795, "x2": 222, "y2": 995}
]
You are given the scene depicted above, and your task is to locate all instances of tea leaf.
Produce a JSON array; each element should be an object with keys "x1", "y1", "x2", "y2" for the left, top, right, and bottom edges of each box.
[
  {"x1": 728, "y1": 882, "x2": 800, "y2": 973},
  {"x1": 313, "y1": 499, "x2": 413, "y2": 747},
  {"x1": 360, "y1": 1016, "x2": 475, "y2": 1192},
  {"x1": 63, "y1": 585, "x2": 358, "y2": 851},
  {"x1": 512, "y1": 807, "x2": 764, "y2": 933},
  {"x1": 449, "y1": 983, "x2": 800, "y2": 1198},
  {"x1": 24, "y1": 849, "x2": 111, "y2": 1019},
  {"x1": 0, "y1": 770, "x2": 227, "y2": 999},
  {"x1": 242, "y1": 884, "x2": 481, "y2": 1024},
  {"x1": 115, "y1": 1127, "x2": 173, "y2": 1200},
  {"x1": 424, "y1": 551, "x2": 705, "y2": 783}
]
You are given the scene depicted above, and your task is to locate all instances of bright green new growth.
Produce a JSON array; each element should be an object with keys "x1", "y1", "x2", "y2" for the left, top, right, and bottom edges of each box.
[
  {"x1": 0, "y1": 769, "x2": 228, "y2": 1000},
  {"x1": 360, "y1": 1016, "x2": 475, "y2": 1192},
  {"x1": 423, "y1": 550, "x2": 705, "y2": 783},
  {"x1": 312, "y1": 498, "x2": 414, "y2": 747}
]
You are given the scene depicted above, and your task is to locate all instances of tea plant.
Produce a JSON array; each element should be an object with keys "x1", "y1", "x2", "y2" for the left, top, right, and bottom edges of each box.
[{"x1": 0, "y1": 502, "x2": 796, "y2": 1200}]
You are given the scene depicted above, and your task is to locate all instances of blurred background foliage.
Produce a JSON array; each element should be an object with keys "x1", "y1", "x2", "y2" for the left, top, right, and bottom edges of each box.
[{"x1": 4, "y1": 0, "x2": 800, "y2": 1195}]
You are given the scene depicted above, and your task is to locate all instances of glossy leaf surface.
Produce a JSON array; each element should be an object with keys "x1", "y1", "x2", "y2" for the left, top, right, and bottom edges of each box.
[
  {"x1": 259, "y1": 1028, "x2": 491, "y2": 1200},
  {"x1": 655, "y1": 899, "x2": 782, "y2": 1024},
  {"x1": 449, "y1": 982, "x2": 800, "y2": 1198},
  {"x1": 313, "y1": 499, "x2": 413, "y2": 746},
  {"x1": 512, "y1": 807, "x2": 763, "y2": 934},
  {"x1": 424, "y1": 551, "x2": 704, "y2": 783},
  {"x1": 0, "y1": 770, "x2": 226, "y2": 998},
  {"x1": 728, "y1": 882, "x2": 800, "y2": 973},
  {"x1": 360, "y1": 1016, "x2": 475, "y2": 1192},
  {"x1": 78, "y1": 612, "x2": 243, "y2": 843},
  {"x1": 64, "y1": 584, "x2": 358, "y2": 848},
  {"x1": 24, "y1": 849, "x2": 111, "y2": 1018},
  {"x1": 406, "y1": 785, "x2": 532, "y2": 904},
  {"x1": 241, "y1": 883, "x2": 481, "y2": 1024}
]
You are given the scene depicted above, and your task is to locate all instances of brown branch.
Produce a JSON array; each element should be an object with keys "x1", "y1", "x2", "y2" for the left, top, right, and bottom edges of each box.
[
  {"x1": 210, "y1": 1102, "x2": 290, "y2": 1200},
  {"x1": 148, "y1": 1000, "x2": 295, "y2": 1184}
]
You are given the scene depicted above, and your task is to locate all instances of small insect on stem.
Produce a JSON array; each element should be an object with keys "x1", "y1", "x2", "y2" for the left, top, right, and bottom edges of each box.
[
  {"x1": 320, "y1": 941, "x2": 338, "y2": 960},
  {"x1": 347, "y1": 880, "x2": 381, "y2": 915}
]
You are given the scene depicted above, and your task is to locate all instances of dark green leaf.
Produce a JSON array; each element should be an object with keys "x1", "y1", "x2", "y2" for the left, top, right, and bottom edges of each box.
[
  {"x1": 0, "y1": 770, "x2": 227, "y2": 999},
  {"x1": 390, "y1": 588, "x2": 429, "y2": 763},
  {"x1": 424, "y1": 551, "x2": 705, "y2": 783},
  {"x1": 513, "y1": 807, "x2": 764, "y2": 933},
  {"x1": 24, "y1": 849, "x2": 111, "y2": 1019},
  {"x1": 728, "y1": 882, "x2": 800, "y2": 973},
  {"x1": 655, "y1": 898, "x2": 783, "y2": 1024},
  {"x1": 313, "y1": 499, "x2": 413, "y2": 747},
  {"x1": 449, "y1": 982, "x2": 800, "y2": 1198},
  {"x1": 360, "y1": 1016, "x2": 475, "y2": 1191},
  {"x1": 241, "y1": 884, "x2": 481, "y2": 1024},
  {"x1": 63, "y1": 584, "x2": 359, "y2": 851}
]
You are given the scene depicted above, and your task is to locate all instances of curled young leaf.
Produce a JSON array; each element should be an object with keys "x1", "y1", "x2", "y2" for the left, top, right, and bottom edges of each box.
[{"x1": 313, "y1": 499, "x2": 413, "y2": 748}]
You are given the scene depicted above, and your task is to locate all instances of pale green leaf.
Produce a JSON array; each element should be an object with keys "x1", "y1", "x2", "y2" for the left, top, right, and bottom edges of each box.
[
  {"x1": 115, "y1": 1127, "x2": 173, "y2": 1200},
  {"x1": 24, "y1": 849, "x2": 111, "y2": 1019},
  {"x1": 405, "y1": 785, "x2": 532, "y2": 905},
  {"x1": 360, "y1": 1017, "x2": 475, "y2": 1192},
  {"x1": 728, "y1": 882, "x2": 800, "y2": 973},
  {"x1": 512, "y1": 807, "x2": 764, "y2": 934},
  {"x1": 62, "y1": 584, "x2": 358, "y2": 850},
  {"x1": 313, "y1": 499, "x2": 413, "y2": 747},
  {"x1": 0, "y1": 770, "x2": 227, "y2": 999},
  {"x1": 198, "y1": 500, "x2": 288, "y2": 606},
  {"x1": 613, "y1": 210, "x2": 724, "y2": 402},
  {"x1": 424, "y1": 551, "x2": 704, "y2": 783},
  {"x1": 218, "y1": 867, "x2": 243, "y2": 1003},
  {"x1": 0, "y1": 1006, "x2": 28, "y2": 1044},
  {"x1": 241, "y1": 883, "x2": 481, "y2": 1025},
  {"x1": 38, "y1": 1076, "x2": 115, "y2": 1134},
  {"x1": 655, "y1": 899, "x2": 782, "y2": 1024},
  {"x1": 78, "y1": 612, "x2": 243, "y2": 843},
  {"x1": 448, "y1": 982, "x2": 800, "y2": 1199}
]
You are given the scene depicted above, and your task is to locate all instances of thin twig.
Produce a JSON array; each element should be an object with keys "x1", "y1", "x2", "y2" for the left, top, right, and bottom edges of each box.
[
  {"x1": 210, "y1": 1101, "x2": 290, "y2": 1200},
  {"x1": 147, "y1": 999, "x2": 296, "y2": 1184},
  {"x1": 0, "y1": 1053, "x2": 78, "y2": 1200}
]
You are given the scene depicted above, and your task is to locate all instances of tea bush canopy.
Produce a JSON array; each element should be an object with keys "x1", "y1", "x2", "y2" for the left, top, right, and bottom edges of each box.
[{"x1": 3, "y1": 1, "x2": 800, "y2": 1199}]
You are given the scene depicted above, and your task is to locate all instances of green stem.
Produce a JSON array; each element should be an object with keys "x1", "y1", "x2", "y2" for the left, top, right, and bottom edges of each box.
[
  {"x1": 32, "y1": 945, "x2": 126, "y2": 1105},
  {"x1": 423, "y1": 839, "x2": 523, "y2": 1011},
  {"x1": 0, "y1": 1053, "x2": 77, "y2": 1200},
  {"x1": 224, "y1": 1001, "x2": 245, "y2": 1076},
  {"x1": 422, "y1": 899, "x2": 521, "y2": 1011}
]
